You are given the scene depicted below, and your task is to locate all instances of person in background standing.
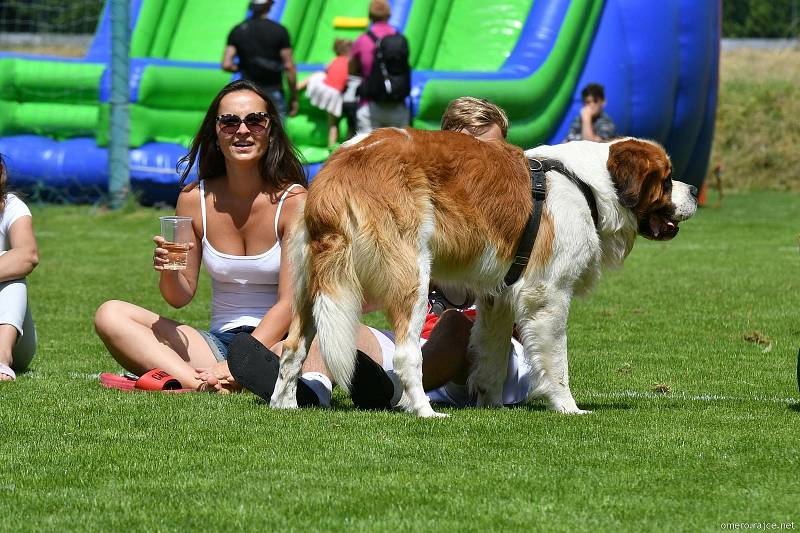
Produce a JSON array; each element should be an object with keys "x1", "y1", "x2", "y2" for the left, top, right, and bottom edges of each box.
[
  {"x1": 222, "y1": 0, "x2": 299, "y2": 120},
  {"x1": 349, "y1": 0, "x2": 410, "y2": 134}
]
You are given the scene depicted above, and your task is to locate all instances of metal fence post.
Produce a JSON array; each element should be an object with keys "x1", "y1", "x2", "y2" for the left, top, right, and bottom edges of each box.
[{"x1": 109, "y1": 0, "x2": 130, "y2": 209}]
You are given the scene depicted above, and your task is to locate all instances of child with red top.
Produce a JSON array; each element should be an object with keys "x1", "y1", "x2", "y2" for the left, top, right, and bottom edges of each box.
[{"x1": 300, "y1": 38, "x2": 353, "y2": 149}]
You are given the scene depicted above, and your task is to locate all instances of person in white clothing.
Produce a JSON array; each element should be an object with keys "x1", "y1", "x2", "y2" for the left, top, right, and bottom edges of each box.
[
  {"x1": 0, "y1": 154, "x2": 39, "y2": 381},
  {"x1": 94, "y1": 80, "x2": 331, "y2": 402}
]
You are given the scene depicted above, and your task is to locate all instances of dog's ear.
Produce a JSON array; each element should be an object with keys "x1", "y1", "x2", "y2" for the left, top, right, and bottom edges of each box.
[{"x1": 607, "y1": 139, "x2": 661, "y2": 210}]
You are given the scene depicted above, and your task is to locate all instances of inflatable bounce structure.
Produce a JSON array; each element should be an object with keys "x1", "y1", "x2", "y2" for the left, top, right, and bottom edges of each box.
[{"x1": 0, "y1": 0, "x2": 720, "y2": 203}]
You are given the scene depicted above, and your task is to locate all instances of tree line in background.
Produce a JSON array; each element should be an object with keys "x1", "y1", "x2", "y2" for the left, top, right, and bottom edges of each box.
[
  {"x1": 0, "y1": 0, "x2": 798, "y2": 38},
  {"x1": 723, "y1": 0, "x2": 799, "y2": 38},
  {"x1": 0, "y1": 0, "x2": 106, "y2": 34}
]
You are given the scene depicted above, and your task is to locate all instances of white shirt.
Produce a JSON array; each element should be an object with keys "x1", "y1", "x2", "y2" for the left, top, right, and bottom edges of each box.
[
  {"x1": 0, "y1": 194, "x2": 32, "y2": 253},
  {"x1": 199, "y1": 181, "x2": 300, "y2": 333}
]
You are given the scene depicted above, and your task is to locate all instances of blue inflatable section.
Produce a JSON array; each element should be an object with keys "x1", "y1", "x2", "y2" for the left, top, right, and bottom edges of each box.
[
  {"x1": 1, "y1": 0, "x2": 719, "y2": 204},
  {"x1": 552, "y1": 0, "x2": 720, "y2": 182},
  {"x1": 0, "y1": 135, "x2": 192, "y2": 204}
]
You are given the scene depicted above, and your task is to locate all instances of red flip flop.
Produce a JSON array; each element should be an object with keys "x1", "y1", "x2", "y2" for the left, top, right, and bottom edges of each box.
[
  {"x1": 99, "y1": 372, "x2": 137, "y2": 391},
  {"x1": 100, "y1": 369, "x2": 194, "y2": 393}
]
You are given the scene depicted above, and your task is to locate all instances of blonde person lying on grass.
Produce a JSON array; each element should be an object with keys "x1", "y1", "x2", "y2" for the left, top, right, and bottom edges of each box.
[{"x1": 0, "y1": 154, "x2": 39, "y2": 382}]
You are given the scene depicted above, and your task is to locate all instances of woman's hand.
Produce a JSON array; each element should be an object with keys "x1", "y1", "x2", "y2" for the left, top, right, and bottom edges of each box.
[
  {"x1": 152, "y1": 236, "x2": 194, "y2": 272},
  {"x1": 195, "y1": 362, "x2": 240, "y2": 394}
]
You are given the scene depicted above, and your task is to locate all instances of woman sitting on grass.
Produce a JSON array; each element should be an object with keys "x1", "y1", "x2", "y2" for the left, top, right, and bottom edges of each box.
[
  {"x1": 0, "y1": 154, "x2": 39, "y2": 381},
  {"x1": 94, "y1": 80, "x2": 330, "y2": 400}
]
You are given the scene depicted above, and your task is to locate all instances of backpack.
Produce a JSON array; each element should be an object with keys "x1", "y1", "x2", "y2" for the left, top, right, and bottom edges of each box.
[{"x1": 360, "y1": 30, "x2": 411, "y2": 103}]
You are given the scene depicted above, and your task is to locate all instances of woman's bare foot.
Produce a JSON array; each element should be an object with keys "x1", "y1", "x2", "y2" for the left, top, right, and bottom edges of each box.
[
  {"x1": 0, "y1": 362, "x2": 16, "y2": 381},
  {"x1": 196, "y1": 361, "x2": 241, "y2": 393}
]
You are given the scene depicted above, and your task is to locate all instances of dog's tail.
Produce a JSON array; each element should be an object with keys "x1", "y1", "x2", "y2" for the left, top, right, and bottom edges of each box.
[{"x1": 304, "y1": 187, "x2": 363, "y2": 391}]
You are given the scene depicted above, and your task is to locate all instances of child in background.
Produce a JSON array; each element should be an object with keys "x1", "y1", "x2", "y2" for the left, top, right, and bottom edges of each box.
[{"x1": 300, "y1": 38, "x2": 353, "y2": 149}]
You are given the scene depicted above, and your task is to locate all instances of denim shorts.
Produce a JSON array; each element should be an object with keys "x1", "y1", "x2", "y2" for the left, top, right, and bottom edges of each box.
[{"x1": 195, "y1": 326, "x2": 256, "y2": 362}]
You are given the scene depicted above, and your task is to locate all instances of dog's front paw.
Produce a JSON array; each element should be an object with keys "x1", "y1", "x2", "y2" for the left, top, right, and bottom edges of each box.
[
  {"x1": 549, "y1": 399, "x2": 591, "y2": 415},
  {"x1": 416, "y1": 404, "x2": 449, "y2": 418},
  {"x1": 557, "y1": 407, "x2": 592, "y2": 415},
  {"x1": 475, "y1": 395, "x2": 503, "y2": 408},
  {"x1": 407, "y1": 398, "x2": 449, "y2": 418}
]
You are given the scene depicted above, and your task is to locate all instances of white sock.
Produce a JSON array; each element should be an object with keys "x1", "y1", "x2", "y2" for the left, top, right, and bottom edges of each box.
[{"x1": 300, "y1": 372, "x2": 332, "y2": 407}]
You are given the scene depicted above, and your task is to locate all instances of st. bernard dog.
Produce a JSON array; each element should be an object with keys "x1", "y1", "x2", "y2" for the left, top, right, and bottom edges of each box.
[{"x1": 271, "y1": 128, "x2": 697, "y2": 417}]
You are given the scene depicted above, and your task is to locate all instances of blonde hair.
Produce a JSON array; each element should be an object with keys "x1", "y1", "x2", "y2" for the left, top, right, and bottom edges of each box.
[
  {"x1": 440, "y1": 97, "x2": 509, "y2": 139},
  {"x1": 333, "y1": 38, "x2": 353, "y2": 56},
  {"x1": 368, "y1": 0, "x2": 391, "y2": 22}
]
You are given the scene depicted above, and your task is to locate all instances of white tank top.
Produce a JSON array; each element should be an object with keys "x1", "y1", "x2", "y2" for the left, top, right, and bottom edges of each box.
[{"x1": 199, "y1": 180, "x2": 301, "y2": 333}]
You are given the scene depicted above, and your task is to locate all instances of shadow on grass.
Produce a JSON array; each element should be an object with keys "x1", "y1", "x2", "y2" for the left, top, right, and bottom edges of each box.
[
  {"x1": 247, "y1": 394, "x2": 637, "y2": 412},
  {"x1": 788, "y1": 403, "x2": 800, "y2": 413},
  {"x1": 508, "y1": 401, "x2": 632, "y2": 412}
]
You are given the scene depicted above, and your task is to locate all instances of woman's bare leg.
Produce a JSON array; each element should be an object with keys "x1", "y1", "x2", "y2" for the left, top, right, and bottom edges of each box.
[
  {"x1": 94, "y1": 299, "x2": 218, "y2": 389},
  {"x1": 0, "y1": 324, "x2": 16, "y2": 381}
]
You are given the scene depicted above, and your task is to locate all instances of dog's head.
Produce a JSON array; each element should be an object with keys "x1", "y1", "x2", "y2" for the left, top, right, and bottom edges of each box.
[{"x1": 607, "y1": 139, "x2": 697, "y2": 240}]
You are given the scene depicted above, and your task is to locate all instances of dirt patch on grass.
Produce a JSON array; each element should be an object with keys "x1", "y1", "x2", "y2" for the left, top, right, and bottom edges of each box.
[
  {"x1": 0, "y1": 45, "x2": 86, "y2": 58},
  {"x1": 651, "y1": 383, "x2": 672, "y2": 394}
]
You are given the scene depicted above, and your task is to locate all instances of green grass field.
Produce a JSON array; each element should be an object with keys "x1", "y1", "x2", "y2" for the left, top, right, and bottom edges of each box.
[{"x1": 0, "y1": 190, "x2": 797, "y2": 531}]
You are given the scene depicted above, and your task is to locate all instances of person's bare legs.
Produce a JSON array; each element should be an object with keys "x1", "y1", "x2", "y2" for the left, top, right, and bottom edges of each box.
[
  {"x1": 195, "y1": 318, "x2": 473, "y2": 398},
  {"x1": 354, "y1": 311, "x2": 473, "y2": 391},
  {"x1": 271, "y1": 335, "x2": 335, "y2": 378},
  {"x1": 94, "y1": 300, "x2": 219, "y2": 390},
  {"x1": 197, "y1": 333, "x2": 341, "y2": 393},
  {"x1": 420, "y1": 309, "x2": 473, "y2": 391},
  {"x1": 0, "y1": 324, "x2": 17, "y2": 381},
  {"x1": 327, "y1": 113, "x2": 341, "y2": 149}
]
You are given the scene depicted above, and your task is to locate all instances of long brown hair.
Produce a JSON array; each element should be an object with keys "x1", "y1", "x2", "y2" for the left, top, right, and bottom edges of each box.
[
  {"x1": 0, "y1": 154, "x2": 7, "y2": 212},
  {"x1": 177, "y1": 79, "x2": 307, "y2": 191}
]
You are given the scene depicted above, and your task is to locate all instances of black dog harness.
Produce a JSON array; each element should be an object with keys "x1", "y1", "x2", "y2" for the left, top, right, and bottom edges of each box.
[{"x1": 503, "y1": 158, "x2": 600, "y2": 287}]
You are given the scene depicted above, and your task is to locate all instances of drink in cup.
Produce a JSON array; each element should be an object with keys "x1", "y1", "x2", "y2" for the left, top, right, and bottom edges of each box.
[{"x1": 159, "y1": 216, "x2": 192, "y2": 270}]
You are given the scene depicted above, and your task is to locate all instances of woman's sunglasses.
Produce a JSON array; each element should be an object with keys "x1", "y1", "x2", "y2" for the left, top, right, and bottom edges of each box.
[{"x1": 216, "y1": 112, "x2": 270, "y2": 134}]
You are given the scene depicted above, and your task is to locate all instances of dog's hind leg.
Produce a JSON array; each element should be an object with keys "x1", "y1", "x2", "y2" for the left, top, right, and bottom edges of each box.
[
  {"x1": 272, "y1": 220, "x2": 317, "y2": 409},
  {"x1": 515, "y1": 286, "x2": 589, "y2": 414},
  {"x1": 388, "y1": 297, "x2": 445, "y2": 418},
  {"x1": 468, "y1": 294, "x2": 515, "y2": 408},
  {"x1": 271, "y1": 300, "x2": 316, "y2": 409},
  {"x1": 384, "y1": 238, "x2": 446, "y2": 418}
]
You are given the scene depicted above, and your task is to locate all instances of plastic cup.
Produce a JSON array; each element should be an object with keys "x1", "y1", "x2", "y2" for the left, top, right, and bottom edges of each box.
[{"x1": 159, "y1": 216, "x2": 192, "y2": 270}]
